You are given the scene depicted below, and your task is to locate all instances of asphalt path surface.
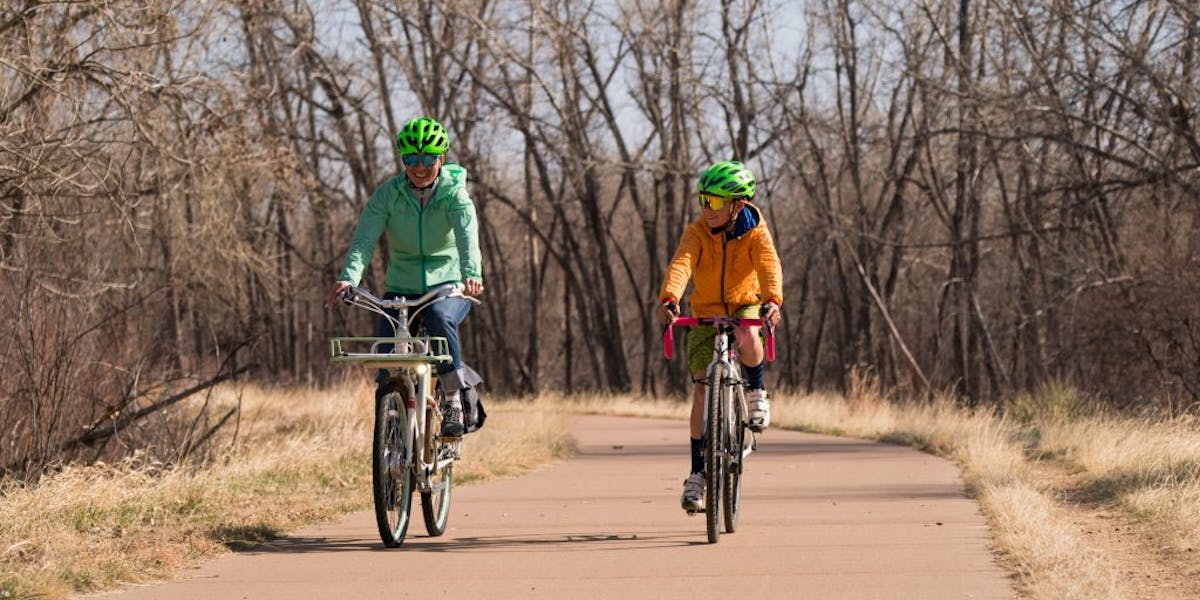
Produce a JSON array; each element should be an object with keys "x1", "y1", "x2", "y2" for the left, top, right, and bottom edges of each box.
[{"x1": 102, "y1": 415, "x2": 1013, "y2": 599}]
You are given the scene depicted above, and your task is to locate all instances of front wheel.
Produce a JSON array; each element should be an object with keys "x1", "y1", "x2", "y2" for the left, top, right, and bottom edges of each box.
[
  {"x1": 704, "y1": 365, "x2": 726, "y2": 543},
  {"x1": 421, "y1": 403, "x2": 454, "y2": 535},
  {"x1": 723, "y1": 381, "x2": 745, "y2": 533},
  {"x1": 373, "y1": 391, "x2": 415, "y2": 547}
]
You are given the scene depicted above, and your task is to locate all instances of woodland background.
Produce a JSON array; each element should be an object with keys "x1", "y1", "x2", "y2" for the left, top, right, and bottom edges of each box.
[{"x1": 2, "y1": 0, "x2": 1198, "y2": 477}]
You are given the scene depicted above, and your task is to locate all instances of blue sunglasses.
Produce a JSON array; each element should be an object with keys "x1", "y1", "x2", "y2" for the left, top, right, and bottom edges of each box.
[{"x1": 402, "y1": 154, "x2": 442, "y2": 168}]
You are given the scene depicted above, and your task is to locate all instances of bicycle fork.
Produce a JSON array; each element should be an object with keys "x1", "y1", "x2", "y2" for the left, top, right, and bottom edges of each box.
[{"x1": 704, "y1": 371, "x2": 755, "y2": 471}]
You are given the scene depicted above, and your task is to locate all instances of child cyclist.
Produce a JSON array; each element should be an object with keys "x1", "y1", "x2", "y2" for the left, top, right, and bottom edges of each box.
[{"x1": 657, "y1": 160, "x2": 783, "y2": 513}]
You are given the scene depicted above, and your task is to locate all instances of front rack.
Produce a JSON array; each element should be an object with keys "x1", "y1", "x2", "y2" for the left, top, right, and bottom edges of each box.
[{"x1": 330, "y1": 336, "x2": 452, "y2": 369}]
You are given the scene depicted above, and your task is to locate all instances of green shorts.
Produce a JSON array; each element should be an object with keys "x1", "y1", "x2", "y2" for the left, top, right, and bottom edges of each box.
[{"x1": 685, "y1": 305, "x2": 761, "y2": 375}]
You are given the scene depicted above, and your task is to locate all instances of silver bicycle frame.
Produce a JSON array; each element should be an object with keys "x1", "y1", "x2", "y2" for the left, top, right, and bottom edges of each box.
[{"x1": 331, "y1": 283, "x2": 477, "y2": 490}]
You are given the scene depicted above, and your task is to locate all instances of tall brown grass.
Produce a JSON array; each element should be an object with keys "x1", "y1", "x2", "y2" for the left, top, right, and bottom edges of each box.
[{"x1": 1036, "y1": 413, "x2": 1200, "y2": 555}]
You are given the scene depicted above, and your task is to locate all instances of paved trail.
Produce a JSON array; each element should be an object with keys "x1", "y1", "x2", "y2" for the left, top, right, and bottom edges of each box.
[{"x1": 103, "y1": 415, "x2": 1013, "y2": 599}]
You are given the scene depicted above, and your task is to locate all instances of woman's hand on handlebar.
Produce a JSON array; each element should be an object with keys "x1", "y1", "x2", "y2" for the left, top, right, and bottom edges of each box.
[
  {"x1": 326, "y1": 281, "x2": 352, "y2": 309},
  {"x1": 463, "y1": 278, "x2": 484, "y2": 297}
]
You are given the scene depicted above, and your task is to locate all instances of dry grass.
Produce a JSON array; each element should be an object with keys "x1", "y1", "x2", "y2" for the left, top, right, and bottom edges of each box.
[
  {"x1": 0, "y1": 381, "x2": 573, "y2": 600},
  {"x1": 1123, "y1": 482, "x2": 1200, "y2": 555},
  {"x1": 979, "y1": 482, "x2": 1121, "y2": 599},
  {"x1": 1035, "y1": 413, "x2": 1200, "y2": 559}
]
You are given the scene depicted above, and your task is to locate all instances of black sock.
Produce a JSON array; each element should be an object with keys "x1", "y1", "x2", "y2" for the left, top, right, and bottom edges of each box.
[
  {"x1": 690, "y1": 437, "x2": 705, "y2": 474},
  {"x1": 744, "y1": 360, "x2": 765, "y2": 390}
]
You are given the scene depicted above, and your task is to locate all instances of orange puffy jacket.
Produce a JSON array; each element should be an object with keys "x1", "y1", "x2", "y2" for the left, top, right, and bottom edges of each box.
[{"x1": 658, "y1": 202, "x2": 783, "y2": 317}]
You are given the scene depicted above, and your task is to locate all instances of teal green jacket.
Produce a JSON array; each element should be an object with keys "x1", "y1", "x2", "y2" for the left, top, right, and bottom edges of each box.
[{"x1": 337, "y1": 164, "x2": 483, "y2": 294}]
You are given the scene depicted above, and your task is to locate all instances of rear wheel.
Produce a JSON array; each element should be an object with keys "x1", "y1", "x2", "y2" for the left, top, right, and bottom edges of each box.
[
  {"x1": 421, "y1": 401, "x2": 453, "y2": 535},
  {"x1": 723, "y1": 379, "x2": 745, "y2": 533},
  {"x1": 704, "y1": 364, "x2": 725, "y2": 543},
  {"x1": 373, "y1": 390, "x2": 414, "y2": 547}
]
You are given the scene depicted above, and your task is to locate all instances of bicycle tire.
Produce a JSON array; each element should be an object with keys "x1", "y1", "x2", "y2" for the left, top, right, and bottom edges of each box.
[
  {"x1": 421, "y1": 404, "x2": 453, "y2": 536},
  {"x1": 704, "y1": 364, "x2": 725, "y2": 543},
  {"x1": 723, "y1": 380, "x2": 745, "y2": 533},
  {"x1": 373, "y1": 391, "x2": 414, "y2": 547}
]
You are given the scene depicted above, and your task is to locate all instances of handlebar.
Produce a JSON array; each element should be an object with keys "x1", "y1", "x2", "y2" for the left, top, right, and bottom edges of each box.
[
  {"x1": 340, "y1": 282, "x2": 480, "y2": 310},
  {"x1": 663, "y1": 316, "x2": 776, "y2": 363}
]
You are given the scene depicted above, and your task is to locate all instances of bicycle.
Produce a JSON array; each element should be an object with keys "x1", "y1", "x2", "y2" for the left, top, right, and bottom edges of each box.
[
  {"x1": 663, "y1": 313, "x2": 776, "y2": 543},
  {"x1": 330, "y1": 283, "x2": 480, "y2": 547}
]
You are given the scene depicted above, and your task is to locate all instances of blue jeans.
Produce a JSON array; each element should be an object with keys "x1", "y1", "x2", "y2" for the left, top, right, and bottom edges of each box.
[{"x1": 375, "y1": 293, "x2": 472, "y2": 383}]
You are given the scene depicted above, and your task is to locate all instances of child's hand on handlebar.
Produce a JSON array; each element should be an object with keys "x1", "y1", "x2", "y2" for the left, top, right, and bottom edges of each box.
[
  {"x1": 761, "y1": 301, "x2": 781, "y2": 327},
  {"x1": 658, "y1": 299, "x2": 679, "y2": 325}
]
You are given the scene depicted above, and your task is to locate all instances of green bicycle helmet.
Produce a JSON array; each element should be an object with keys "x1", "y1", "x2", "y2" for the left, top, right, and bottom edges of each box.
[
  {"x1": 396, "y1": 117, "x2": 449, "y2": 155},
  {"x1": 697, "y1": 160, "x2": 756, "y2": 199}
]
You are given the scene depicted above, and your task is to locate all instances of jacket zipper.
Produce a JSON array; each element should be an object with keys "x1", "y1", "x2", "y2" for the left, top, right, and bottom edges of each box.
[
  {"x1": 720, "y1": 232, "x2": 730, "y2": 316},
  {"x1": 417, "y1": 188, "x2": 427, "y2": 291}
]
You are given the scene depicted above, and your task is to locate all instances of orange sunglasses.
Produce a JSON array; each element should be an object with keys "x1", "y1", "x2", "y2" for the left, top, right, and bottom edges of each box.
[{"x1": 697, "y1": 193, "x2": 732, "y2": 211}]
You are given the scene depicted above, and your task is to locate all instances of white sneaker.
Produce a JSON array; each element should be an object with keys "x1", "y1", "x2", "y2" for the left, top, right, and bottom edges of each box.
[
  {"x1": 680, "y1": 473, "x2": 705, "y2": 512},
  {"x1": 747, "y1": 389, "x2": 770, "y2": 432}
]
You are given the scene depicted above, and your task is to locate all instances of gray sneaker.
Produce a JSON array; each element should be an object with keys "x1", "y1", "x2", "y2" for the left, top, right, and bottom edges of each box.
[
  {"x1": 680, "y1": 472, "x2": 705, "y2": 512},
  {"x1": 440, "y1": 403, "x2": 464, "y2": 438}
]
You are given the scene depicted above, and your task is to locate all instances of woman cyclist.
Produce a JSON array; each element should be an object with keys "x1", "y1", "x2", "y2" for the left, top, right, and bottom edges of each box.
[{"x1": 326, "y1": 116, "x2": 484, "y2": 437}]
